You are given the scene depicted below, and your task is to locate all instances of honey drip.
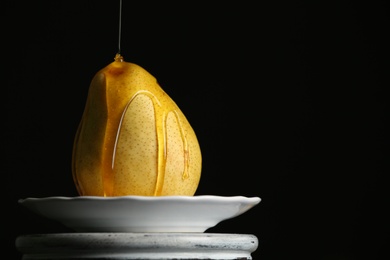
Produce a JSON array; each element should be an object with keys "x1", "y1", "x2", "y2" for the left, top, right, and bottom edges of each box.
[
  {"x1": 169, "y1": 110, "x2": 190, "y2": 180},
  {"x1": 104, "y1": 90, "x2": 190, "y2": 196}
]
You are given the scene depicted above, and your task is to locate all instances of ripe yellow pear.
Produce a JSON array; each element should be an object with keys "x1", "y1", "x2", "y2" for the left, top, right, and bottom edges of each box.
[{"x1": 72, "y1": 54, "x2": 202, "y2": 196}]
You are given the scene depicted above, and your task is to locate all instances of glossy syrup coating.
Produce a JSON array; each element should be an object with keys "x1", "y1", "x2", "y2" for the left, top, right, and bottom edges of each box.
[{"x1": 72, "y1": 55, "x2": 202, "y2": 196}]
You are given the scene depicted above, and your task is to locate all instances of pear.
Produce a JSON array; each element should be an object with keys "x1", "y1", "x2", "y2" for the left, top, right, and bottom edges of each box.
[{"x1": 72, "y1": 54, "x2": 202, "y2": 196}]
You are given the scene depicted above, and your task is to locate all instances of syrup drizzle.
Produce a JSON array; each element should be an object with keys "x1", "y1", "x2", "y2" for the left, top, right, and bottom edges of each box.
[
  {"x1": 111, "y1": 91, "x2": 190, "y2": 196},
  {"x1": 117, "y1": 0, "x2": 123, "y2": 56},
  {"x1": 101, "y1": 0, "x2": 190, "y2": 196}
]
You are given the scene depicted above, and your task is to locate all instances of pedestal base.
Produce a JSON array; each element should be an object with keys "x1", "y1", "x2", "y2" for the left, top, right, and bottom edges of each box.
[{"x1": 16, "y1": 233, "x2": 258, "y2": 260}]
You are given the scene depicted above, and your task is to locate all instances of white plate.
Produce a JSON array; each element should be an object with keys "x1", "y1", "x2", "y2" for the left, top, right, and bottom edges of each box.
[{"x1": 19, "y1": 195, "x2": 261, "y2": 233}]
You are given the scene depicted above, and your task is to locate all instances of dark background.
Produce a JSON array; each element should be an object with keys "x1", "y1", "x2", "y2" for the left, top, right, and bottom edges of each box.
[{"x1": 2, "y1": 1, "x2": 389, "y2": 259}]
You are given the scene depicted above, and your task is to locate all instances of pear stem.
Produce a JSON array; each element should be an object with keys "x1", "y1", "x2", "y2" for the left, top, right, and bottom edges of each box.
[{"x1": 114, "y1": 53, "x2": 124, "y2": 62}]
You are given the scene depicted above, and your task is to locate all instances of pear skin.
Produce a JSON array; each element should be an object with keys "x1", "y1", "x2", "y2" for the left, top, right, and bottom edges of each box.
[{"x1": 72, "y1": 55, "x2": 202, "y2": 196}]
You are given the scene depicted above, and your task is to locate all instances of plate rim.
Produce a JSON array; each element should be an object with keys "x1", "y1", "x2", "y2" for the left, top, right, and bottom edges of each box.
[
  {"x1": 18, "y1": 195, "x2": 261, "y2": 233},
  {"x1": 19, "y1": 195, "x2": 261, "y2": 204}
]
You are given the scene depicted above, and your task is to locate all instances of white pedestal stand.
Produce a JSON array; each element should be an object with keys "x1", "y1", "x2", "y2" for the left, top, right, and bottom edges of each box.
[{"x1": 16, "y1": 232, "x2": 258, "y2": 260}]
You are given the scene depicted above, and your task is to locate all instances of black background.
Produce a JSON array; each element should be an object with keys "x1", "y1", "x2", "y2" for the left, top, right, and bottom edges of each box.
[{"x1": 2, "y1": 1, "x2": 389, "y2": 259}]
